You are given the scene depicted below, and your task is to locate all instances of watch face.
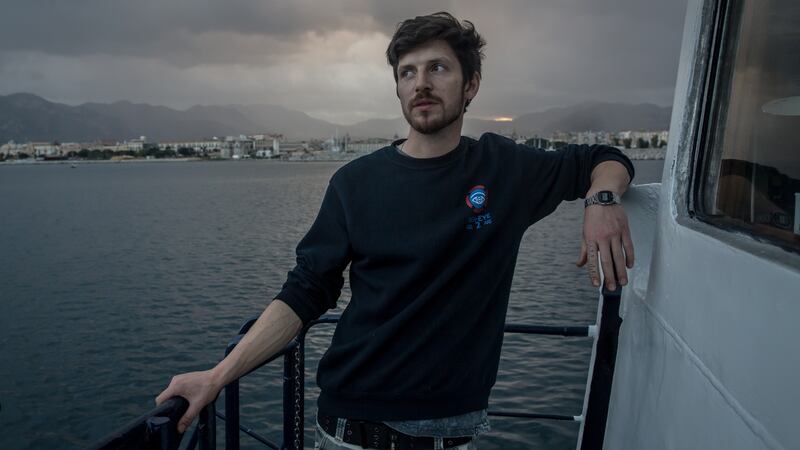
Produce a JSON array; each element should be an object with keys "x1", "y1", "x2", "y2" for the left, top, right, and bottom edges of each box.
[{"x1": 598, "y1": 191, "x2": 614, "y2": 203}]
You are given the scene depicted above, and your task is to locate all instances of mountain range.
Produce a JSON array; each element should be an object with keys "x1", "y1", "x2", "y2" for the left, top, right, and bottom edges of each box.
[{"x1": 0, "y1": 93, "x2": 671, "y2": 143}]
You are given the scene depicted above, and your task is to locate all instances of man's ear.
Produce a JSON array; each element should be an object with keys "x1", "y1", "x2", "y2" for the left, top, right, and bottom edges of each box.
[{"x1": 464, "y1": 72, "x2": 481, "y2": 103}]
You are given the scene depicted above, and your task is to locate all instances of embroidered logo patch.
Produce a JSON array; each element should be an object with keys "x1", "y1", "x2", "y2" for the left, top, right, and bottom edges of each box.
[
  {"x1": 465, "y1": 184, "x2": 493, "y2": 230},
  {"x1": 465, "y1": 185, "x2": 488, "y2": 213}
]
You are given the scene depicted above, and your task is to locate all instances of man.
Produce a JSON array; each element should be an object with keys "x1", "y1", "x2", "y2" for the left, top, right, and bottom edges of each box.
[{"x1": 156, "y1": 12, "x2": 634, "y2": 450}]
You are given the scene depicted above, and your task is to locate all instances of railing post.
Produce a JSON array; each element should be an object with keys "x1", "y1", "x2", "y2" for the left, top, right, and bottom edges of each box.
[
  {"x1": 198, "y1": 402, "x2": 217, "y2": 450},
  {"x1": 145, "y1": 416, "x2": 181, "y2": 449},
  {"x1": 283, "y1": 336, "x2": 305, "y2": 450},
  {"x1": 579, "y1": 285, "x2": 623, "y2": 450},
  {"x1": 282, "y1": 345, "x2": 296, "y2": 450},
  {"x1": 224, "y1": 380, "x2": 240, "y2": 450},
  {"x1": 295, "y1": 337, "x2": 306, "y2": 450},
  {"x1": 225, "y1": 339, "x2": 241, "y2": 450}
]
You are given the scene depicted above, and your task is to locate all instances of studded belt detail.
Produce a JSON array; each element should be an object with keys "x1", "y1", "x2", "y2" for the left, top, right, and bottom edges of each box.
[{"x1": 318, "y1": 414, "x2": 473, "y2": 450}]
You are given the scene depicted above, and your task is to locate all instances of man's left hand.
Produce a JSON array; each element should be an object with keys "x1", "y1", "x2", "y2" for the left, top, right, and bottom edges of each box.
[{"x1": 576, "y1": 204, "x2": 635, "y2": 290}]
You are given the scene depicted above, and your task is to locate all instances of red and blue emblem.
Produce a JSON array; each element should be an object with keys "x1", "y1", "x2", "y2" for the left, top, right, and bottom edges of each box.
[{"x1": 465, "y1": 185, "x2": 488, "y2": 213}]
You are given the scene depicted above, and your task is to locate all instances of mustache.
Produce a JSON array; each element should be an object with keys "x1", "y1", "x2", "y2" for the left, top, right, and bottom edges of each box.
[{"x1": 410, "y1": 93, "x2": 442, "y2": 106}]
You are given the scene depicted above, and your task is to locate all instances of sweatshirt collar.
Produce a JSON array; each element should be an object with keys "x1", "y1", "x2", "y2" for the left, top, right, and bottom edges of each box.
[{"x1": 385, "y1": 137, "x2": 468, "y2": 169}]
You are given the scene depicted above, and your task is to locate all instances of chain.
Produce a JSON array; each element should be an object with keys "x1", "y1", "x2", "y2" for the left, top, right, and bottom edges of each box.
[{"x1": 292, "y1": 342, "x2": 302, "y2": 450}]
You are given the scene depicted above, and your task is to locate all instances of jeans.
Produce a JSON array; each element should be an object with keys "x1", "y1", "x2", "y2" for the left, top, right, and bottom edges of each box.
[{"x1": 314, "y1": 421, "x2": 478, "y2": 450}]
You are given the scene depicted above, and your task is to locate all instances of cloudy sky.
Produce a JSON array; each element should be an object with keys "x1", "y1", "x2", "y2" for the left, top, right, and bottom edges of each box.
[{"x1": 0, "y1": 0, "x2": 688, "y2": 124}]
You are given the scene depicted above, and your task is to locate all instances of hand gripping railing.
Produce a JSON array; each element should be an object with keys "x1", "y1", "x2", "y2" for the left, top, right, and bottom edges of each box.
[{"x1": 89, "y1": 284, "x2": 622, "y2": 450}]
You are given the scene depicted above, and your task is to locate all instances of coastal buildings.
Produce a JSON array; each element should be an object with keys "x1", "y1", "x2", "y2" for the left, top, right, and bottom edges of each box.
[
  {"x1": 158, "y1": 138, "x2": 224, "y2": 155},
  {"x1": 1, "y1": 129, "x2": 669, "y2": 161}
]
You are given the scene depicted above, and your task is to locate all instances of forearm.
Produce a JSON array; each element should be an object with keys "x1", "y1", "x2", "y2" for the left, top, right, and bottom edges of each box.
[
  {"x1": 588, "y1": 160, "x2": 631, "y2": 196},
  {"x1": 210, "y1": 299, "x2": 302, "y2": 388}
]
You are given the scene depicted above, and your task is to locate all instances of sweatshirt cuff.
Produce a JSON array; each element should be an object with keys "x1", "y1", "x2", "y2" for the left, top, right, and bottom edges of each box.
[
  {"x1": 275, "y1": 288, "x2": 318, "y2": 327},
  {"x1": 593, "y1": 151, "x2": 635, "y2": 185}
]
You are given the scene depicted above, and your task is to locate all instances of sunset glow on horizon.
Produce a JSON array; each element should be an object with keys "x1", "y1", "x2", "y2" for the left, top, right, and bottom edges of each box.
[{"x1": 493, "y1": 117, "x2": 514, "y2": 122}]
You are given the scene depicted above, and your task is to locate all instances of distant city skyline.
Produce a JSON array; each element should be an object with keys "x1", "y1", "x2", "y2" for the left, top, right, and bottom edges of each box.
[{"x1": 0, "y1": 0, "x2": 688, "y2": 124}]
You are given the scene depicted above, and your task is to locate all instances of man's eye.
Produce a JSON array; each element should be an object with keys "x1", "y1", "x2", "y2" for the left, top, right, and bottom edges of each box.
[
  {"x1": 432, "y1": 63, "x2": 446, "y2": 72},
  {"x1": 400, "y1": 69, "x2": 414, "y2": 78}
]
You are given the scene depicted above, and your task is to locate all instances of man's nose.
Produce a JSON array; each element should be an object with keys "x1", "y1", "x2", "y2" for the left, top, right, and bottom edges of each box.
[{"x1": 414, "y1": 71, "x2": 432, "y2": 92}]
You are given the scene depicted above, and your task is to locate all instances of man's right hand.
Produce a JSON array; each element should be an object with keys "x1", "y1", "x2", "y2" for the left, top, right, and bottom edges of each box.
[
  {"x1": 153, "y1": 300, "x2": 303, "y2": 434},
  {"x1": 155, "y1": 369, "x2": 222, "y2": 434}
]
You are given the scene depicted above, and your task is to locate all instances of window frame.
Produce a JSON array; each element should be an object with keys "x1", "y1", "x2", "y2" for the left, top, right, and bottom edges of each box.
[{"x1": 681, "y1": 0, "x2": 800, "y2": 262}]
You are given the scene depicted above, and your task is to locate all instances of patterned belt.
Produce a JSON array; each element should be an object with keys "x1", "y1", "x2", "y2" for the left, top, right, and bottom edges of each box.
[{"x1": 317, "y1": 414, "x2": 473, "y2": 450}]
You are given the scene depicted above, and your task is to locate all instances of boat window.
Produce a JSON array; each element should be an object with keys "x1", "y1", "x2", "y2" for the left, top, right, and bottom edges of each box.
[{"x1": 696, "y1": 0, "x2": 800, "y2": 253}]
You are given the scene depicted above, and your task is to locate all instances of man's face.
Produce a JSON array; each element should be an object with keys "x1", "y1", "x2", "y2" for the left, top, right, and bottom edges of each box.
[{"x1": 396, "y1": 40, "x2": 474, "y2": 135}]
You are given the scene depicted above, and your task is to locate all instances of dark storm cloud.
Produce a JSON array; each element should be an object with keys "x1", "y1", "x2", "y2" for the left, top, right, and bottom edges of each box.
[
  {"x1": 0, "y1": 0, "x2": 453, "y2": 67},
  {"x1": 354, "y1": 1, "x2": 457, "y2": 30},
  {"x1": 0, "y1": 0, "x2": 688, "y2": 123},
  {"x1": 2, "y1": 1, "x2": 333, "y2": 67},
  {"x1": 448, "y1": 0, "x2": 688, "y2": 112}
]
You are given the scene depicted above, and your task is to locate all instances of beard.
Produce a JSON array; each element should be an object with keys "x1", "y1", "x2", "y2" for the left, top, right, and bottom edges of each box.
[{"x1": 402, "y1": 92, "x2": 464, "y2": 135}]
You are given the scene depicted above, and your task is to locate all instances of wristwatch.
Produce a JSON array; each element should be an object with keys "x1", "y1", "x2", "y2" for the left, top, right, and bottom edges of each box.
[{"x1": 584, "y1": 190, "x2": 621, "y2": 207}]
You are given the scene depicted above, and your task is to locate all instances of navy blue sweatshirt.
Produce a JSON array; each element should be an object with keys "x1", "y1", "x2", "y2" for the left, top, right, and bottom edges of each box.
[{"x1": 276, "y1": 133, "x2": 634, "y2": 421}]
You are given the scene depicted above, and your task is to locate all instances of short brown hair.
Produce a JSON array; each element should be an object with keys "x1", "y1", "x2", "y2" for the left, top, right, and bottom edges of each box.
[{"x1": 386, "y1": 12, "x2": 486, "y2": 108}]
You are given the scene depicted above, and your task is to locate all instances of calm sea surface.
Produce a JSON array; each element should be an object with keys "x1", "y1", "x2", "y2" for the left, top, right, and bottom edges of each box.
[{"x1": 0, "y1": 158, "x2": 663, "y2": 450}]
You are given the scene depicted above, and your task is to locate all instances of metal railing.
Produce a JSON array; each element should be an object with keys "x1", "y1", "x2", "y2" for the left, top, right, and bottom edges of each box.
[
  {"x1": 90, "y1": 284, "x2": 622, "y2": 450},
  {"x1": 88, "y1": 397, "x2": 189, "y2": 450}
]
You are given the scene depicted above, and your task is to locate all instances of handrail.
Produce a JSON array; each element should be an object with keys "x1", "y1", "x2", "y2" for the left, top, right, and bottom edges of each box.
[
  {"x1": 213, "y1": 298, "x2": 616, "y2": 450},
  {"x1": 504, "y1": 323, "x2": 593, "y2": 337},
  {"x1": 91, "y1": 285, "x2": 623, "y2": 450},
  {"x1": 88, "y1": 396, "x2": 189, "y2": 450}
]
